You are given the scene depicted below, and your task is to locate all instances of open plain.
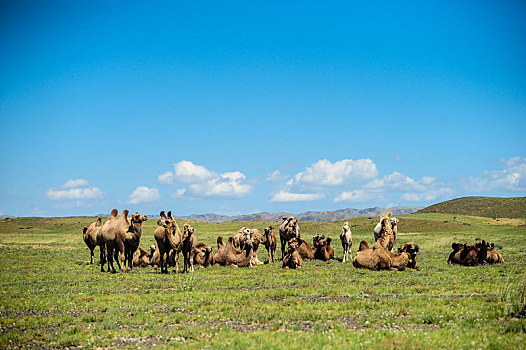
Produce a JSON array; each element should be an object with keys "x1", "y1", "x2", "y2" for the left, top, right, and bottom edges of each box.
[{"x1": 1, "y1": 213, "x2": 525, "y2": 349}]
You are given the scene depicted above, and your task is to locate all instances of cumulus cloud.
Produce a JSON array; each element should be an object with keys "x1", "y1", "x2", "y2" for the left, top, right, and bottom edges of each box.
[
  {"x1": 46, "y1": 179, "x2": 103, "y2": 201},
  {"x1": 270, "y1": 191, "x2": 325, "y2": 202},
  {"x1": 334, "y1": 189, "x2": 368, "y2": 203},
  {"x1": 463, "y1": 157, "x2": 526, "y2": 192},
  {"x1": 265, "y1": 170, "x2": 289, "y2": 182},
  {"x1": 289, "y1": 159, "x2": 378, "y2": 188},
  {"x1": 158, "y1": 160, "x2": 253, "y2": 198},
  {"x1": 127, "y1": 186, "x2": 160, "y2": 204},
  {"x1": 364, "y1": 172, "x2": 435, "y2": 192}
]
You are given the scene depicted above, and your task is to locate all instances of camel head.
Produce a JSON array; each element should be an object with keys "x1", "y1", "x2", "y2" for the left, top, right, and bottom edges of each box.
[
  {"x1": 183, "y1": 224, "x2": 195, "y2": 239},
  {"x1": 391, "y1": 217, "x2": 399, "y2": 227},
  {"x1": 312, "y1": 234, "x2": 326, "y2": 249},
  {"x1": 284, "y1": 217, "x2": 300, "y2": 238},
  {"x1": 150, "y1": 244, "x2": 156, "y2": 256},
  {"x1": 451, "y1": 243, "x2": 463, "y2": 251},
  {"x1": 399, "y1": 241, "x2": 419, "y2": 256},
  {"x1": 130, "y1": 212, "x2": 148, "y2": 223}
]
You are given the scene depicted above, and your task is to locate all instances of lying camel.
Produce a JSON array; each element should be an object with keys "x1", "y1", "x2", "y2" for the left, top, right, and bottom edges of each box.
[
  {"x1": 398, "y1": 241, "x2": 420, "y2": 270},
  {"x1": 132, "y1": 246, "x2": 151, "y2": 267},
  {"x1": 82, "y1": 217, "x2": 105, "y2": 266},
  {"x1": 279, "y1": 216, "x2": 300, "y2": 259},
  {"x1": 182, "y1": 224, "x2": 197, "y2": 273},
  {"x1": 486, "y1": 243, "x2": 505, "y2": 264},
  {"x1": 314, "y1": 237, "x2": 334, "y2": 261},
  {"x1": 353, "y1": 240, "x2": 415, "y2": 271},
  {"x1": 263, "y1": 226, "x2": 277, "y2": 264},
  {"x1": 191, "y1": 242, "x2": 214, "y2": 268},
  {"x1": 124, "y1": 212, "x2": 148, "y2": 271},
  {"x1": 154, "y1": 211, "x2": 183, "y2": 273},
  {"x1": 213, "y1": 236, "x2": 255, "y2": 267},
  {"x1": 297, "y1": 237, "x2": 315, "y2": 261},
  {"x1": 447, "y1": 241, "x2": 488, "y2": 266},
  {"x1": 340, "y1": 222, "x2": 352, "y2": 263},
  {"x1": 101, "y1": 209, "x2": 130, "y2": 273},
  {"x1": 283, "y1": 239, "x2": 303, "y2": 269}
]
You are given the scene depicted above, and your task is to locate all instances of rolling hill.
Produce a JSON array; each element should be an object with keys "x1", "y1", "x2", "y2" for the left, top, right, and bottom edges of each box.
[{"x1": 417, "y1": 196, "x2": 526, "y2": 219}]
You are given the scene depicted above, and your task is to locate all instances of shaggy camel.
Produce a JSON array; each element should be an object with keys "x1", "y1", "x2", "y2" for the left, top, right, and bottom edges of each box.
[
  {"x1": 101, "y1": 209, "x2": 130, "y2": 273},
  {"x1": 314, "y1": 237, "x2": 334, "y2": 261},
  {"x1": 374, "y1": 215, "x2": 398, "y2": 251},
  {"x1": 154, "y1": 211, "x2": 183, "y2": 273},
  {"x1": 297, "y1": 237, "x2": 315, "y2": 260},
  {"x1": 232, "y1": 227, "x2": 264, "y2": 265},
  {"x1": 282, "y1": 239, "x2": 303, "y2": 269},
  {"x1": 398, "y1": 241, "x2": 420, "y2": 270},
  {"x1": 263, "y1": 226, "x2": 277, "y2": 264},
  {"x1": 352, "y1": 240, "x2": 415, "y2": 271},
  {"x1": 82, "y1": 217, "x2": 105, "y2": 266},
  {"x1": 486, "y1": 243, "x2": 505, "y2": 264},
  {"x1": 340, "y1": 222, "x2": 352, "y2": 263},
  {"x1": 447, "y1": 241, "x2": 488, "y2": 266},
  {"x1": 375, "y1": 212, "x2": 396, "y2": 252},
  {"x1": 279, "y1": 216, "x2": 300, "y2": 259},
  {"x1": 191, "y1": 242, "x2": 214, "y2": 268},
  {"x1": 182, "y1": 224, "x2": 197, "y2": 273},
  {"x1": 213, "y1": 236, "x2": 255, "y2": 267},
  {"x1": 232, "y1": 227, "x2": 251, "y2": 249},
  {"x1": 132, "y1": 246, "x2": 151, "y2": 267},
  {"x1": 124, "y1": 212, "x2": 148, "y2": 271}
]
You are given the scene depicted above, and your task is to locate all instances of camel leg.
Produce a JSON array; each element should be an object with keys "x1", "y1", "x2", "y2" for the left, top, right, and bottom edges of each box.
[
  {"x1": 280, "y1": 238, "x2": 286, "y2": 260},
  {"x1": 116, "y1": 240, "x2": 126, "y2": 272},
  {"x1": 99, "y1": 245, "x2": 106, "y2": 272},
  {"x1": 107, "y1": 246, "x2": 116, "y2": 273},
  {"x1": 175, "y1": 251, "x2": 180, "y2": 274},
  {"x1": 89, "y1": 247, "x2": 95, "y2": 264}
]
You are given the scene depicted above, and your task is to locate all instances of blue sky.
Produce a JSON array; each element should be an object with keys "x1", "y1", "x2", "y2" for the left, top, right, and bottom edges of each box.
[{"x1": 1, "y1": 1, "x2": 525, "y2": 217}]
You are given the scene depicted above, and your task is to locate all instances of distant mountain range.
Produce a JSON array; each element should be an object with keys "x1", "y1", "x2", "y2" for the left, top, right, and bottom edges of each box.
[{"x1": 165, "y1": 206, "x2": 422, "y2": 223}]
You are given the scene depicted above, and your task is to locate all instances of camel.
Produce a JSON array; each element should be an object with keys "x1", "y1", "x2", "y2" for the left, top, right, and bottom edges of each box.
[
  {"x1": 232, "y1": 227, "x2": 251, "y2": 249},
  {"x1": 282, "y1": 239, "x2": 303, "y2": 269},
  {"x1": 263, "y1": 226, "x2": 277, "y2": 264},
  {"x1": 279, "y1": 216, "x2": 300, "y2": 259},
  {"x1": 398, "y1": 241, "x2": 420, "y2": 270},
  {"x1": 447, "y1": 241, "x2": 488, "y2": 266},
  {"x1": 248, "y1": 228, "x2": 264, "y2": 265},
  {"x1": 82, "y1": 217, "x2": 105, "y2": 267},
  {"x1": 375, "y1": 212, "x2": 396, "y2": 252},
  {"x1": 486, "y1": 243, "x2": 505, "y2": 264},
  {"x1": 314, "y1": 237, "x2": 334, "y2": 261},
  {"x1": 213, "y1": 236, "x2": 255, "y2": 267},
  {"x1": 124, "y1": 212, "x2": 148, "y2": 271},
  {"x1": 340, "y1": 221, "x2": 352, "y2": 262},
  {"x1": 182, "y1": 224, "x2": 197, "y2": 273},
  {"x1": 149, "y1": 242, "x2": 177, "y2": 267},
  {"x1": 352, "y1": 240, "x2": 414, "y2": 271},
  {"x1": 191, "y1": 242, "x2": 215, "y2": 268},
  {"x1": 132, "y1": 246, "x2": 151, "y2": 267},
  {"x1": 297, "y1": 237, "x2": 315, "y2": 260},
  {"x1": 101, "y1": 209, "x2": 131, "y2": 273},
  {"x1": 154, "y1": 211, "x2": 183, "y2": 273},
  {"x1": 374, "y1": 215, "x2": 398, "y2": 251}
]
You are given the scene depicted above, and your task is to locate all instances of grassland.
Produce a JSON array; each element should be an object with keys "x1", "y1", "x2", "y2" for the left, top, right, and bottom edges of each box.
[
  {"x1": 417, "y1": 196, "x2": 526, "y2": 219},
  {"x1": 1, "y1": 213, "x2": 525, "y2": 349}
]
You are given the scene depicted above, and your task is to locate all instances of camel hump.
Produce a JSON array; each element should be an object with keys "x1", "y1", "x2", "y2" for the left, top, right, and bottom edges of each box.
[
  {"x1": 96, "y1": 217, "x2": 102, "y2": 225},
  {"x1": 160, "y1": 211, "x2": 167, "y2": 219},
  {"x1": 121, "y1": 209, "x2": 130, "y2": 219},
  {"x1": 82, "y1": 226, "x2": 88, "y2": 235},
  {"x1": 167, "y1": 211, "x2": 174, "y2": 220},
  {"x1": 109, "y1": 209, "x2": 118, "y2": 218}
]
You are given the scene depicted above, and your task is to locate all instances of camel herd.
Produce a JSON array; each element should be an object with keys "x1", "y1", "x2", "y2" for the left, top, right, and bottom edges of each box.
[{"x1": 82, "y1": 210, "x2": 505, "y2": 273}]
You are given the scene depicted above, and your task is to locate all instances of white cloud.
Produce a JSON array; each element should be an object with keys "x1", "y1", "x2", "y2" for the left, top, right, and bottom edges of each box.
[
  {"x1": 127, "y1": 186, "x2": 160, "y2": 204},
  {"x1": 265, "y1": 170, "x2": 289, "y2": 182},
  {"x1": 401, "y1": 188, "x2": 455, "y2": 202},
  {"x1": 46, "y1": 179, "x2": 103, "y2": 201},
  {"x1": 171, "y1": 188, "x2": 187, "y2": 198},
  {"x1": 463, "y1": 157, "x2": 526, "y2": 192},
  {"x1": 365, "y1": 172, "x2": 432, "y2": 192},
  {"x1": 289, "y1": 159, "x2": 378, "y2": 187},
  {"x1": 158, "y1": 161, "x2": 253, "y2": 198},
  {"x1": 270, "y1": 191, "x2": 325, "y2": 202},
  {"x1": 334, "y1": 189, "x2": 368, "y2": 203}
]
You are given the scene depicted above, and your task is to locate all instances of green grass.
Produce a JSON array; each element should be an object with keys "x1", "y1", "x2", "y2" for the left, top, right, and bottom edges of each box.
[
  {"x1": 1, "y1": 213, "x2": 526, "y2": 349},
  {"x1": 417, "y1": 196, "x2": 526, "y2": 219}
]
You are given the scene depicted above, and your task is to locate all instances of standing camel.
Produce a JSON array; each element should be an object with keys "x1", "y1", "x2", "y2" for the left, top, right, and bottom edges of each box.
[
  {"x1": 279, "y1": 216, "x2": 300, "y2": 259},
  {"x1": 154, "y1": 211, "x2": 183, "y2": 273},
  {"x1": 124, "y1": 212, "x2": 148, "y2": 271},
  {"x1": 101, "y1": 209, "x2": 130, "y2": 273},
  {"x1": 340, "y1": 221, "x2": 352, "y2": 262}
]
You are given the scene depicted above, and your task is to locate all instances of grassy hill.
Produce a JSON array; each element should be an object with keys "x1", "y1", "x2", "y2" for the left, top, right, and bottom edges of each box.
[{"x1": 417, "y1": 196, "x2": 526, "y2": 219}]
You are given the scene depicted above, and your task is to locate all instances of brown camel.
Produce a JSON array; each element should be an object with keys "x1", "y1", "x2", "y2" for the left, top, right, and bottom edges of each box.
[
  {"x1": 82, "y1": 217, "x2": 105, "y2": 267},
  {"x1": 314, "y1": 236, "x2": 334, "y2": 261},
  {"x1": 376, "y1": 212, "x2": 396, "y2": 252},
  {"x1": 447, "y1": 241, "x2": 488, "y2": 266},
  {"x1": 232, "y1": 227, "x2": 251, "y2": 249},
  {"x1": 154, "y1": 210, "x2": 183, "y2": 273},
  {"x1": 213, "y1": 236, "x2": 255, "y2": 267},
  {"x1": 124, "y1": 212, "x2": 148, "y2": 271},
  {"x1": 132, "y1": 246, "x2": 151, "y2": 267},
  {"x1": 182, "y1": 224, "x2": 197, "y2": 273},
  {"x1": 297, "y1": 237, "x2": 315, "y2": 261},
  {"x1": 263, "y1": 226, "x2": 277, "y2": 264},
  {"x1": 353, "y1": 240, "x2": 410, "y2": 271},
  {"x1": 101, "y1": 209, "x2": 130, "y2": 273},
  {"x1": 282, "y1": 239, "x2": 303, "y2": 269},
  {"x1": 279, "y1": 216, "x2": 300, "y2": 259},
  {"x1": 398, "y1": 241, "x2": 420, "y2": 270},
  {"x1": 486, "y1": 243, "x2": 505, "y2": 264},
  {"x1": 191, "y1": 242, "x2": 215, "y2": 268}
]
